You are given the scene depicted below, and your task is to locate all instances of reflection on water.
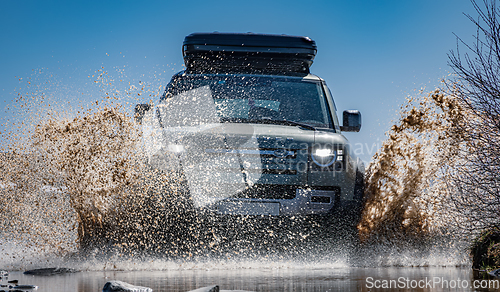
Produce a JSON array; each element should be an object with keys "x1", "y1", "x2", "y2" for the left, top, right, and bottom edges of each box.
[{"x1": 4, "y1": 267, "x2": 490, "y2": 292}]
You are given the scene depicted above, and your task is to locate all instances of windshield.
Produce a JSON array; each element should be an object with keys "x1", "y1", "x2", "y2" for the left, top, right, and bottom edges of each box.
[{"x1": 162, "y1": 75, "x2": 333, "y2": 129}]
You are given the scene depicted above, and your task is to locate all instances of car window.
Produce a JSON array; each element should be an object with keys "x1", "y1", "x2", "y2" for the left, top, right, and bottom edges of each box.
[{"x1": 163, "y1": 75, "x2": 333, "y2": 128}]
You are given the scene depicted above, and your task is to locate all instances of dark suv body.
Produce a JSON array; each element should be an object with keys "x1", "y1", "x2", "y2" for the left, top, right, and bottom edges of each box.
[{"x1": 136, "y1": 33, "x2": 364, "y2": 222}]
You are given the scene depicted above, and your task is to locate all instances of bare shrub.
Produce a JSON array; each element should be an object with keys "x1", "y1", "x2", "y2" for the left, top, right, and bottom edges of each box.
[
  {"x1": 358, "y1": 0, "x2": 500, "y2": 242},
  {"x1": 446, "y1": 0, "x2": 500, "y2": 232}
]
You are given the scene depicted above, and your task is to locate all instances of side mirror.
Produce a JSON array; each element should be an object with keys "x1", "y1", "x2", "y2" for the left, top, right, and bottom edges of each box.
[
  {"x1": 134, "y1": 104, "x2": 151, "y2": 124},
  {"x1": 340, "y1": 110, "x2": 361, "y2": 132}
]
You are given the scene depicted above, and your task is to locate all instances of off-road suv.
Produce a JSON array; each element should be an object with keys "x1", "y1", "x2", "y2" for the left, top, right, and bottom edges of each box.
[{"x1": 136, "y1": 33, "x2": 364, "y2": 225}]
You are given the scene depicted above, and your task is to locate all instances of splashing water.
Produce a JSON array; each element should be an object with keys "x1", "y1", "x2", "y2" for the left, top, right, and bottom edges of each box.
[
  {"x1": 0, "y1": 68, "x2": 193, "y2": 268},
  {"x1": 1, "y1": 70, "x2": 325, "y2": 267},
  {"x1": 358, "y1": 88, "x2": 469, "y2": 243},
  {"x1": 0, "y1": 105, "x2": 144, "y2": 265},
  {"x1": 0, "y1": 69, "x2": 474, "y2": 271}
]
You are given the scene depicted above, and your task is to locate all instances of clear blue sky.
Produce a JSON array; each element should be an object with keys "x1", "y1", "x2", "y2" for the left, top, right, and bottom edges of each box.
[{"x1": 0, "y1": 0, "x2": 478, "y2": 162}]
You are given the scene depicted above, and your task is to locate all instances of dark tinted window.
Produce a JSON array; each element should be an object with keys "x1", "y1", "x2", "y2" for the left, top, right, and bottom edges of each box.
[{"x1": 163, "y1": 75, "x2": 333, "y2": 128}]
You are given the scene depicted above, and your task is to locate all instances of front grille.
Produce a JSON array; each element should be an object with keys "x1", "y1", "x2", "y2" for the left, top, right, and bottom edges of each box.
[
  {"x1": 232, "y1": 184, "x2": 298, "y2": 200},
  {"x1": 205, "y1": 147, "x2": 302, "y2": 176}
]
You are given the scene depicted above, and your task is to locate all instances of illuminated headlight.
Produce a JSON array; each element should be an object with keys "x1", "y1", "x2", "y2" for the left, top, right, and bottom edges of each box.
[{"x1": 311, "y1": 148, "x2": 337, "y2": 167}]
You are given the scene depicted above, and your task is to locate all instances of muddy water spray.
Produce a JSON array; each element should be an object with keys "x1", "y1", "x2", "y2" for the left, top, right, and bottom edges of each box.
[
  {"x1": 0, "y1": 68, "x2": 194, "y2": 261},
  {"x1": 358, "y1": 89, "x2": 468, "y2": 243},
  {"x1": 0, "y1": 68, "x2": 474, "y2": 269}
]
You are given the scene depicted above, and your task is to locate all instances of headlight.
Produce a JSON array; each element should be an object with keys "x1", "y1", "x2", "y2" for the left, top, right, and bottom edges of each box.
[{"x1": 311, "y1": 147, "x2": 336, "y2": 167}]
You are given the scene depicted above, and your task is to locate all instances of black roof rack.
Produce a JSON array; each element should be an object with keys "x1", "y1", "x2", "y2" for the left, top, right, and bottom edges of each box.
[{"x1": 182, "y1": 32, "x2": 317, "y2": 75}]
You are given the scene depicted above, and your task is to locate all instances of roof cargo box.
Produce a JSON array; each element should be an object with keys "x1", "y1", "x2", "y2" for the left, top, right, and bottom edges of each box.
[{"x1": 182, "y1": 32, "x2": 317, "y2": 75}]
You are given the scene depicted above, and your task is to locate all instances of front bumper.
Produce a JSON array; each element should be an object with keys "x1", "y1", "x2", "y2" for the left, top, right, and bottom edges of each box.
[{"x1": 200, "y1": 187, "x2": 341, "y2": 216}]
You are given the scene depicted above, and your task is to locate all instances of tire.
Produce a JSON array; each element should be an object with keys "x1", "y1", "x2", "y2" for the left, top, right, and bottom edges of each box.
[
  {"x1": 351, "y1": 169, "x2": 366, "y2": 225},
  {"x1": 318, "y1": 169, "x2": 365, "y2": 248}
]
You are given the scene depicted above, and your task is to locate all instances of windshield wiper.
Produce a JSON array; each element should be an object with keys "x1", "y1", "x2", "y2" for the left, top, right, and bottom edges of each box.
[
  {"x1": 250, "y1": 118, "x2": 317, "y2": 130},
  {"x1": 220, "y1": 117, "x2": 317, "y2": 130}
]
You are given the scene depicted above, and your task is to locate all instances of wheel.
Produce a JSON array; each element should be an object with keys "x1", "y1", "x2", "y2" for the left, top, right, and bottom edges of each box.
[{"x1": 316, "y1": 169, "x2": 365, "y2": 251}]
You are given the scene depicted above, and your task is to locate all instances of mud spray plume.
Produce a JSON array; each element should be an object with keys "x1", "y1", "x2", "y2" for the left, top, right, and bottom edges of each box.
[
  {"x1": 0, "y1": 68, "x2": 179, "y2": 264},
  {"x1": 358, "y1": 88, "x2": 469, "y2": 243},
  {"x1": 0, "y1": 104, "x2": 147, "y2": 259},
  {"x1": 30, "y1": 106, "x2": 142, "y2": 245}
]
